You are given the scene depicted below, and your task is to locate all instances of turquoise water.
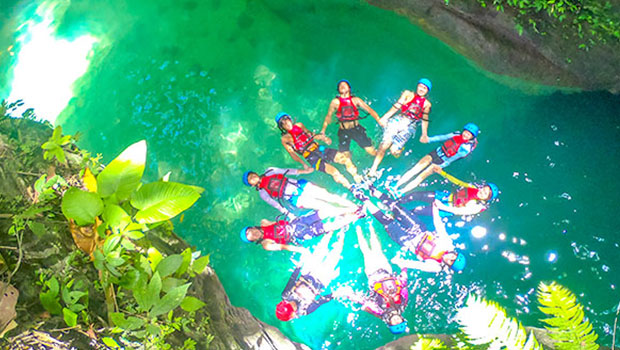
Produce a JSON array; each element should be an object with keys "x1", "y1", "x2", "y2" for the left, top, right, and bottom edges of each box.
[{"x1": 2, "y1": 0, "x2": 620, "y2": 348}]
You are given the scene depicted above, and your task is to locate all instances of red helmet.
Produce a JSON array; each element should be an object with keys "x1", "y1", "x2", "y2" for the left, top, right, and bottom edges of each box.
[{"x1": 276, "y1": 300, "x2": 295, "y2": 321}]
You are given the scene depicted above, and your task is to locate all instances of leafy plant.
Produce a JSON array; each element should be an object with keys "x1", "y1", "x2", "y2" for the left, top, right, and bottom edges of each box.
[
  {"x1": 41, "y1": 126, "x2": 71, "y2": 164},
  {"x1": 455, "y1": 294, "x2": 543, "y2": 350},
  {"x1": 411, "y1": 337, "x2": 447, "y2": 350},
  {"x1": 538, "y1": 281, "x2": 599, "y2": 350}
]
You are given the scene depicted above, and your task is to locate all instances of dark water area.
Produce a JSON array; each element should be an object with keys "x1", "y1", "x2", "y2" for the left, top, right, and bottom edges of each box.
[{"x1": 1, "y1": 0, "x2": 620, "y2": 348}]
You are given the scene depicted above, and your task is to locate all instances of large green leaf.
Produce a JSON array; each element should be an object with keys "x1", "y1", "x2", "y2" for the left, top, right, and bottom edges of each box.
[
  {"x1": 180, "y1": 296, "x2": 206, "y2": 312},
  {"x1": 103, "y1": 204, "x2": 131, "y2": 231},
  {"x1": 156, "y1": 254, "x2": 183, "y2": 278},
  {"x1": 97, "y1": 140, "x2": 146, "y2": 200},
  {"x1": 61, "y1": 188, "x2": 104, "y2": 226},
  {"x1": 150, "y1": 283, "x2": 191, "y2": 317},
  {"x1": 131, "y1": 181, "x2": 202, "y2": 224}
]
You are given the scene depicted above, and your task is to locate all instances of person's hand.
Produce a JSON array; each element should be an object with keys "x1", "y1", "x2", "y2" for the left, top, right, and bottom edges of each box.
[
  {"x1": 323, "y1": 135, "x2": 332, "y2": 145},
  {"x1": 379, "y1": 117, "x2": 389, "y2": 128},
  {"x1": 419, "y1": 135, "x2": 429, "y2": 143},
  {"x1": 302, "y1": 165, "x2": 314, "y2": 174}
]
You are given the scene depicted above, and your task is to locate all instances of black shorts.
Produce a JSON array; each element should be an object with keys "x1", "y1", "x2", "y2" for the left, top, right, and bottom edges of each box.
[
  {"x1": 429, "y1": 149, "x2": 445, "y2": 166},
  {"x1": 337, "y1": 125, "x2": 373, "y2": 152},
  {"x1": 304, "y1": 147, "x2": 338, "y2": 172},
  {"x1": 291, "y1": 212, "x2": 325, "y2": 240}
]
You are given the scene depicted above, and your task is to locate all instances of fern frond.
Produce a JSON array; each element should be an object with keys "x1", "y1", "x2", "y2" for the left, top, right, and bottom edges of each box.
[
  {"x1": 537, "y1": 281, "x2": 599, "y2": 350},
  {"x1": 455, "y1": 294, "x2": 543, "y2": 350},
  {"x1": 410, "y1": 336, "x2": 446, "y2": 350}
]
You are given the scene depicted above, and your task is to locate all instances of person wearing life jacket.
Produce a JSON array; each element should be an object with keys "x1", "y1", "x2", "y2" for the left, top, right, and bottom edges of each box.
[
  {"x1": 242, "y1": 167, "x2": 357, "y2": 220},
  {"x1": 350, "y1": 185, "x2": 466, "y2": 274},
  {"x1": 240, "y1": 207, "x2": 363, "y2": 253},
  {"x1": 399, "y1": 183, "x2": 499, "y2": 217},
  {"x1": 391, "y1": 123, "x2": 480, "y2": 196},
  {"x1": 319, "y1": 80, "x2": 383, "y2": 158},
  {"x1": 367, "y1": 78, "x2": 433, "y2": 179},
  {"x1": 277, "y1": 112, "x2": 363, "y2": 189},
  {"x1": 333, "y1": 225, "x2": 409, "y2": 334},
  {"x1": 276, "y1": 230, "x2": 345, "y2": 321}
]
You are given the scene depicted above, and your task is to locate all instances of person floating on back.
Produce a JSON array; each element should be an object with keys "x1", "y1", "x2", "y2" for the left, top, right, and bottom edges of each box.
[
  {"x1": 398, "y1": 182, "x2": 499, "y2": 218},
  {"x1": 334, "y1": 224, "x2": 409, "y2": 334},
  {"x1": 351, "y1": 185, "x2": 466, "y2": 274},
  {"x1": 239, "y1": 207, "x2": 362, "y2": 254},
  {"x1": 276, "y1": 230, "x2": 346, "y2": 321},
  {"x1": 367, "y1": 78, "x2": 433, "y2": 179},
  {"x1": 276, "y1": 112, "x2": 363, "y2": 189},
  {"x1": 242, "y1": 167, "x2": 357, "y2": 220},
  {"x1": 391, "y1": 123, "x2": 480, "y2": 196},
  {"x1": 319, "y1": 80, "x2": 383, "y2": 159}
]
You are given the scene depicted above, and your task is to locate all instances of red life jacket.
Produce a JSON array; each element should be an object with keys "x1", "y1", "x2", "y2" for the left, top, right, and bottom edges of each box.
[
  {"x1": 454, "y1": 187, "x2": 480, "y2": 207},
  {"x1": 373, "y1": 278, "x2": 403, "y2": 308},
  {"x1": 288, "y1": 125, "x2": 315, "y2": 153},
  {"x1": 258, "y1": 173, "x2": 288, "y2": 199},
  {"x1": 262, "y1": 220, "x2": 291, "y2": 244},
  {"x1": 400, "y1": 95, "x2": 426, "y2": 120},
  {"x1": 415, "y1": 233, "x2": 445, "y2": 263},
  {"x1": 441, "y1": 135, "x2": 475, "y2": 158},
  {"x1": 336, "y1": 96, "x2": 359, "y2": 122}
]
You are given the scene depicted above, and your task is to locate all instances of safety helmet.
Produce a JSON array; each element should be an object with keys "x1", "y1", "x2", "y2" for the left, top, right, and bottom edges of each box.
[
  {"x1": 417, "y1": 78, "x2": 432, "y2": 92},
  {"x1": 388, "y1": 320, "x2": 408, "y2": 334},
  {"x1": 463, "y1": 123, "x2": 480, "y2": 138},
  {"x1": 275, "y1": 112, "x2": 290, "y2": 126},
  {"x1": 240, "y1": 227, "x2": 252, "y2": 243},
  {"x1": 276, "y1": 300, "x2": 295, "y2": 321},
  {"x1": 337, "y1": 79, "x2": 352, "y2": 91},
  {"x1": 242, "y1": 171, "x2": 253, "y2": 187},
  {"x1": 487, "y1": 183, "x2": 499, "y2": 200},
  {"x1": 451, "y1": 253, "x2": 466, "y2": 272}
]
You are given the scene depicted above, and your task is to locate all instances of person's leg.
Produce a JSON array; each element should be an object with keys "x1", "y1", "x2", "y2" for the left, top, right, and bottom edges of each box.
[
  {"x1": 398, "y1": 191, "x2": 435, "y2": 205},
  {"x1": 391, "y1": 204, "x2": 427, "y2": 233},
  {"x1": 367, "y1": 225, "x2": 392, "y2": 273},
  {"x1": 333, "y1": 151, "x2": 362, "y2": 183},
  {"x1": 369, "y1": 141, "x2": 390, "y2": 176},
  {"x1": 323, "y1": 162, "x2": 352, "y2": 189},
  {"x1": 313, "y1": 229, "x2": 346, "y2": 286},
  {"x1": 351, "y1": 125, "x2": 377, "y2": 156},
  {"x1": 399, "y1": 163, "x2": 441, "y2": 194},
  {"x1": 395, "y1": 155, "x2": 432, "y2": 189},
  {"x1": 296, "y1": 183, "x2": 356, "y2": 212}
]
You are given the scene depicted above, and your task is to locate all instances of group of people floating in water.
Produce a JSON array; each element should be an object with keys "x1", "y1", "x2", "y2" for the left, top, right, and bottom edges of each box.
[{"x1": 239, "y1": 79, "x2": 499, "y2": 334}]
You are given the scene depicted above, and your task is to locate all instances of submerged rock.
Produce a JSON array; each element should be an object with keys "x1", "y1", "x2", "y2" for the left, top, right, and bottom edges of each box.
[{"x1": 366, "y1": 0, "x2": 620, "y2": 92}]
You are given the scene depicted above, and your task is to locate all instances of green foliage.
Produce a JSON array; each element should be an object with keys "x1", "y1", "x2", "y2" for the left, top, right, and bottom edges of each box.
[
  {"x1": 41, "y1": 126, "x2": 71, "y2": 164},
  {"x1": 411, "y1": 337, "x2": 447, "y2": 350},
  {"x1": 537, "y1": 281, "x2": 599, "y2": 350},
  {"x1": 465, "y1": 0, "x2": 620, "y2": 45},
  {"x1": 455, "y1": 294, "x2": 543, "y2": 350},
  {"x1": 131, "y1": 181, "x2": 203, "y2": 224},
  {"x1": 96, "y1": 140, "x2": 146, "y2": 200},
  {"x1": 61, "y1": 187, "x2": 104, "y2": 226}
]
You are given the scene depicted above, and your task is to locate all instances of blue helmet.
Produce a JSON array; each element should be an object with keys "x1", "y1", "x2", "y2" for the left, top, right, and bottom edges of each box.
[
  {"x1": 487, "y1": 183, "x2": 499, "y2": 200},
  {"x1": 242, "y1": 171, "x2": 253, "y2": 186},
  {"x1": 275, "y1": 112, "x2": 290, "y2": 125},
  {"x1": 418, "y1": 78, "x2": 432, "y2": 92},
  {"x1": 451, "y1": 253, "x2": 466, "y2": 272},
  {"x1": 463, "y1": 123, "x2": 480, "y2": 138},
  {"x1": 337, "y1": 79, "x2": 352, "y2": 91},
  {"x1": 388, "y1": 320, "x2": 408, "y2": 334},
  {"x1": 240, "y1": 227, "x2": 252, "y2": 243}
]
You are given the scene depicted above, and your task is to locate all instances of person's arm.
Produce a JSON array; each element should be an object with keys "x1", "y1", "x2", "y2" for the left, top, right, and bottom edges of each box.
[
  {"x1": 427, "y1": 131, "x2": 458, "y2": 143},
  {"x1": 436, "y1": 200, "x2": 486, "y2": 216},
  {"x1": 432, "y1": 201, "x2": 448, "y2": 238},
  {"x1": 282, "y1": 267, "x2": 301, "y2": 297},
  {"x1": 320, "y1": 99, "x2": 338, "y2": 135},
  {"x1": 380, "y1": 90, "x2": 411, "y2": 124},
  {"x1": 354, "y1": 97, "x2": 383, "y2": 127},
  {"x1": 419, "y1": 101, "x2": 432, "y2": 143},
  {"x1": 281, "y1": 135, "x2": 313, "y2": 171},
  {"x1": 259, "y1": 190, "x2": 291, "y2": 217},
  {"x1": 260, "y1": 218, "x2": 275, "y2": 226},
  {"x1": 306, "y1": 293, "x2": 333, "y2": 315},
  {"x1": 262, "y1": 240, "x2": 308, "y2": 254},
  {"x1": 391, "y1": 255, "x2": 442, "y2": 273}
]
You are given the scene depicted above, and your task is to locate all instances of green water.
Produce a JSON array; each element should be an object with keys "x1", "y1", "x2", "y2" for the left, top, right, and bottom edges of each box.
[{"x1": 2, "y1": 0, "x2": 620, "y2": 348}]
